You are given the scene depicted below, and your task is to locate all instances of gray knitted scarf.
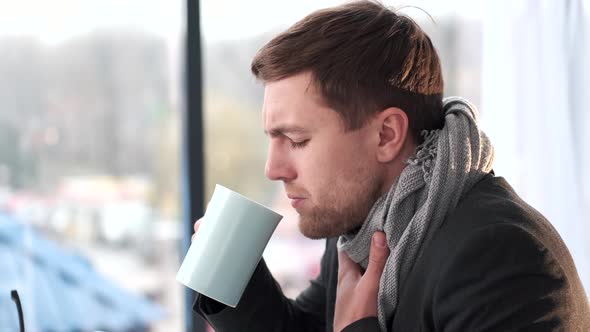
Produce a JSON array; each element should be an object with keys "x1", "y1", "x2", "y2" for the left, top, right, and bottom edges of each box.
[{"x1": 337, "y1": 97, "x2": 495, "y2": 331}]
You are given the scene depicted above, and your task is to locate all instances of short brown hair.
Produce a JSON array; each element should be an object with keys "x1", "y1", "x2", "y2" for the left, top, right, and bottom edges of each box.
[{"x1": 251, "y1": 0, "x2": 444, "y2": 143}]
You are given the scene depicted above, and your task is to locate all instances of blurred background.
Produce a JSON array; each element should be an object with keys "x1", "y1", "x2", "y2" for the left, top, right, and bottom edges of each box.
[{"x1": 0, "y1": 0, "x2": 588, "y2": 331}]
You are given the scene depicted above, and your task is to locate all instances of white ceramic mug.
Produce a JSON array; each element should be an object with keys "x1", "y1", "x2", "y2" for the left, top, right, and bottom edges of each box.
[{"x1": 176, "y1": 184, "x2": 283, "y2": 307}]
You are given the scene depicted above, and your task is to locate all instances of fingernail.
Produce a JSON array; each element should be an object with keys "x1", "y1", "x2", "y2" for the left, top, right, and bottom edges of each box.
[{"x1": 373, "y1": 233, "x2": 387, "y2": 248}]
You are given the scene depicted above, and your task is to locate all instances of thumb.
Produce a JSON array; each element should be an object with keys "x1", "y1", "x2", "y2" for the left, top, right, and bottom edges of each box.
[{"x1": 362, "y1": 232, "x2": 390, "y2": 285}]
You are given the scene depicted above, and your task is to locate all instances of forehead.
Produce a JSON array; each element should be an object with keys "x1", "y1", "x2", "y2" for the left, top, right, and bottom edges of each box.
[{"x1": 262, "y1": 72, "x2": 341, "y2": 132}]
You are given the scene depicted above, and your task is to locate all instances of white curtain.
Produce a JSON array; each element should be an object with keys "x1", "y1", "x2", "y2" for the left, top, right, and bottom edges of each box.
[{"x1": 481, "y1": 0, "x2": 590, "y2": 293}]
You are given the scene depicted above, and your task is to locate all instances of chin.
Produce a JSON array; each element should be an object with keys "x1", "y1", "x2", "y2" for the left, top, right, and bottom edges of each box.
[{"x1": 297, "y1": 215, "x2": 345, "y2": 239}]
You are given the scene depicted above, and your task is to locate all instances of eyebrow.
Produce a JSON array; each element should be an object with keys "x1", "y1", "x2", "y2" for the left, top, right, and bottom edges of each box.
[{"x1": 264, "y1": 126, "x2": 309, "y2": 137}]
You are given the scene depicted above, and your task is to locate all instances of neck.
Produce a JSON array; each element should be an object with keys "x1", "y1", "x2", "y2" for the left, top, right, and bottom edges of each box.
[{"x1": 378, "y1": 138, "x2": 416, "y2": 195}]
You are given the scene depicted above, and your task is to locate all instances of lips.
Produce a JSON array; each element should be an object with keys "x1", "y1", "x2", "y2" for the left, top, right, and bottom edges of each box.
[
  {"x1": 289, "y1": 197, "x2": 306, "y2": 209},
  {"x1": 286, "y1": 193, "x2": 307, "y2": 209}
]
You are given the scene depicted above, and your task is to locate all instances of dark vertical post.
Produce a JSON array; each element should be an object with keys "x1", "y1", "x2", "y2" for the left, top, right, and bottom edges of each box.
[{"x1": 183, "y1": 0, "x2": 206, "y2": 331}]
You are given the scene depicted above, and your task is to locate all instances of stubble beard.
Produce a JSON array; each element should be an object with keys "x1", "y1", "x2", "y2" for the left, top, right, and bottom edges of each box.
[{"x1": 298, "y1": 175, "x2": 384, "y2": 239}]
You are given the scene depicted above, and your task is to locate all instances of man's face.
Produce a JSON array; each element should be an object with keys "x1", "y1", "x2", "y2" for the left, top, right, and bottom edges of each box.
[{"x1": 263, "y1": 72, "x2": 385, "y2": 239}]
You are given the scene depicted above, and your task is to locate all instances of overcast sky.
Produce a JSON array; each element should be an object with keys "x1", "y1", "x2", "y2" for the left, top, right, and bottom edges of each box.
[
  {"x1": 0, "y1": 0, "x2": 489, "y2": 44},
  {"x1": 0, "y1": 0, "x2": 588, "y2": 44}
]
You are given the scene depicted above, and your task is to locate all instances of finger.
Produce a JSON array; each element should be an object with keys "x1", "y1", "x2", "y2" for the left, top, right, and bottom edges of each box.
[
  {"x1": 193, "y1": 218, "x2": 203, "y2": 233},
  {"x1": 191, "y1": 218, "x2": 204, "y2": 242},
  {"x1": 337, "y1": 249, "x2": 361, "y2": 283},
  {"x1": 362, "y1": 232, "x2": 390, "y2": 286}
]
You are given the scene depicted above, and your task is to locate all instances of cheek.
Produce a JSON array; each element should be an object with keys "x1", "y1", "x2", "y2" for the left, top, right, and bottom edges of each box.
[
  {"x1": 330, "y1": 136, "x2": 373, "y2": 174},
  {"x1": 292, "y1": 143, "x2": 338, "y2": 196},
  {"x1": 306, "y1": 137, "x2": 374, "y2": 190}
]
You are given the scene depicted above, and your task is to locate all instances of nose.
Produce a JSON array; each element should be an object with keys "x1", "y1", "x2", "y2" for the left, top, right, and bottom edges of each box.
[{"x1": 265, "y1": 140, "x2": 296, "y2": 182}]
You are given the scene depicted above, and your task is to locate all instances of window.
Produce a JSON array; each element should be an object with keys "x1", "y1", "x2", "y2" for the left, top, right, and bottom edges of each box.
[{"x1": 0, "y1": 1, "x2": 184, "y2": 330}]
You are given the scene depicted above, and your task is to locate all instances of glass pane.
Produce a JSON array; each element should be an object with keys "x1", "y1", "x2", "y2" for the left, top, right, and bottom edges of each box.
[{"x1": 0, "y1": 1, "x2": 184, "y2": 331}]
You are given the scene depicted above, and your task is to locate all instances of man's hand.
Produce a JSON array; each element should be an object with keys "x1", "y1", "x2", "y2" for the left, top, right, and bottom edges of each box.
[
  {"x1": 191, "y1": 217, "x2": 203, "y2": 242},
  {"x1": 333, "y1": 232, "x2": 390, "y2": 332}
]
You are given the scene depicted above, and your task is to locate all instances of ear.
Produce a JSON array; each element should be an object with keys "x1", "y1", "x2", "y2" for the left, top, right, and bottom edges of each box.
[{"x1": 376, "y1": 107, "x2": 410, "y2": 163}]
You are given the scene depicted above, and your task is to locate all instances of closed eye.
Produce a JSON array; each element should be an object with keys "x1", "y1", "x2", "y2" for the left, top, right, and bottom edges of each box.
[{"x1": 291, "y1": 139, "x2": 310, "y2": 149}]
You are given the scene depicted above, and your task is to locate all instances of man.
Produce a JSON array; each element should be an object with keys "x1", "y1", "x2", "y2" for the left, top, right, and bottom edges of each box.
[{"x1": 193, "y1": 1, "x2": 590, "y2": 331}]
